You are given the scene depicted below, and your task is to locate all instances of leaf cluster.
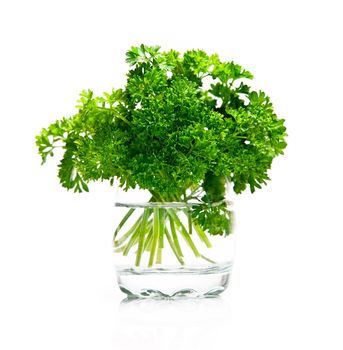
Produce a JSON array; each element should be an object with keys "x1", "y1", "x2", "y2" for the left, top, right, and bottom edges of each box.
[{"x1": 36, "y1": 45, "x2": 287, "y2": 234}]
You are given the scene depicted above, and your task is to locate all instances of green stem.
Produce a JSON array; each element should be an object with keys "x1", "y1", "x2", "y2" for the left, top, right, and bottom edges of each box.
[
  {"x1": 200, "y1": 254, "x2": 216, "y2": 264},
  {"x1": 187, "y1": 208, "x2": 192, "y2": 235},
  {"x1": 156, "y1": 209, "x2": 165, "y2": 264},
  {"x1": 114, "y1": 215, "x2": 141, "y2": 247},
  {"x1": 179, "y1": 207, "x2": 212, "y2": 248},
  {"x1": 148, "y1": 208, "x2": 160, "y2": 267},
  {"x1": 135, "y1": 208, "x2": 150, "y2": 266},
  {"x1": 165, "y1": 227, "x2": 184, "y2": 265},
  {"x1": 113, "y1": 208, "x2": 135, "y2": 241},
  {"x1": 122, "y1": 229, "x2": 140, "y2": 256},
  {"x1": 193, "y1": 222, "x2": 212, "y2": 248},
  {"x1": 169, "y1": 217, "x2": 183, "y2": 257},
  {"x1": 114, "y1": 246, "x2": 126, "y2": 253},
  {"x1": 143, "y1": 227, "x2": 153, "y2": 252},
  {"x1": 167, "y1": 209, "x2": 200, "y2": 257}
]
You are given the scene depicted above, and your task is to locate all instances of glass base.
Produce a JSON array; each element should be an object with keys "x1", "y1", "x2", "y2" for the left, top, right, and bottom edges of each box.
[{"x1": 116, "y1": 262, "x2": 233, "y2": 298}]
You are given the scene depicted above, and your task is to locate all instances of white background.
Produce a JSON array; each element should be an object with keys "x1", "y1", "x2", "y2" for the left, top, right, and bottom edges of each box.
[{"x1": 1, "y1": 0, "x2": 342, "y2": 349}]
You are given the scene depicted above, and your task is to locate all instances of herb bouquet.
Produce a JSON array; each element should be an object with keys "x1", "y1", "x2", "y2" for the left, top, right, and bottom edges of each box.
[{"x1": 36, "y1": 45, "x2": 287, "y2": 297}]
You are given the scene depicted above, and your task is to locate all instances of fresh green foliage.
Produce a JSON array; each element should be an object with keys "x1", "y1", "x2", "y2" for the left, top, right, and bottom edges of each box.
[{"x1": 36, "y1": 45, "x2": 287, "y2": 247}]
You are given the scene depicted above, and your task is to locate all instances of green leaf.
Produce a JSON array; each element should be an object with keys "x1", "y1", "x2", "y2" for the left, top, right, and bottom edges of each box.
[{"x1": 36, "y1": 45, "x2": 287, "y2": 239}]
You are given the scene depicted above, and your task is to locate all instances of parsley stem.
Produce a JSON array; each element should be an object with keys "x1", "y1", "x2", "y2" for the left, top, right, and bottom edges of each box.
[
  {"x1": 199, "y1": 254, "x2": 216, "y2": 264},
  {"x1": 135, "y1": 208, "x2": 150, "y2": 266},
  {"x1": 165, "y1": 227, "x2": 184, "y2": 265},
  {"x1": 114, "y1": 215, "x2": 141, "y2": 247},
  {"x1": 113, "y1": 208, "x2": 135, "y2": 241},
  {"x1": 167, "y1": 209, "x2": 200, "y2": 257},
  {"x1": 156, "y1": 209, "x2": 165, "y2": 264},
  {"x1": 148, "y1": 208, "x2": 160, "y2": 267},
  {"x1": 169, "y1": 217, "x2": 183, "y2": 257},
  {"x1": 123, "y1": 229, "x2": 140, "y2": 256},
  {"x1": 143, "y1": 227, "x2": 154, "y2": 252},
  {"x1": 187, "y1": 208, "x2": 192, "y2": 235},
  {"x1": 194, "y1": 223, "x2": 212, "y2": 248}
]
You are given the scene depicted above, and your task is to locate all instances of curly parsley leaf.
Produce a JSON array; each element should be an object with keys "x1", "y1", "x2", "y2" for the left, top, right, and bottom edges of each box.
[{"x1": 36, "y1": 45, "x2": 287, "y2": 235}]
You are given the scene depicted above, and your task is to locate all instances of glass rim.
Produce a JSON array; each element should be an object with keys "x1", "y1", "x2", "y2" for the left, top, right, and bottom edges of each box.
[{"x1": 114, "y1": 199, "x2": 234, "y2": 209}]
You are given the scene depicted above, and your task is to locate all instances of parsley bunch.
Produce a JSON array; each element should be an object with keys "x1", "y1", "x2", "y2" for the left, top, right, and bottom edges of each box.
[
  {"x1": 36, "y1": 45, "x2": 286, "y2": 198},
  {"x1": 36, "y1": 45, "x2": 287, "y2": 265}
]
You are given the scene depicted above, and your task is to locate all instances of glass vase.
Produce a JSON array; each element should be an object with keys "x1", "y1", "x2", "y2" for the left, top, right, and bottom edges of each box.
[{"x1": 113, "y1": 186, "x2": 235, "y2": 298}]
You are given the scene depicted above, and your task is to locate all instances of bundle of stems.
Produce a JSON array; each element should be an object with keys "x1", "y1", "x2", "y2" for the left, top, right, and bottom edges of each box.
[{"x1": 113, "y1": 204, "x2": 215, "y2": 267}]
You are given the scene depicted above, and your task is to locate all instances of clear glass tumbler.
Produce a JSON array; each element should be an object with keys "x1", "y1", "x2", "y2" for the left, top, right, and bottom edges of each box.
[{"x1": 113, "y1": 195, "x2": 235, "y2": 298}]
